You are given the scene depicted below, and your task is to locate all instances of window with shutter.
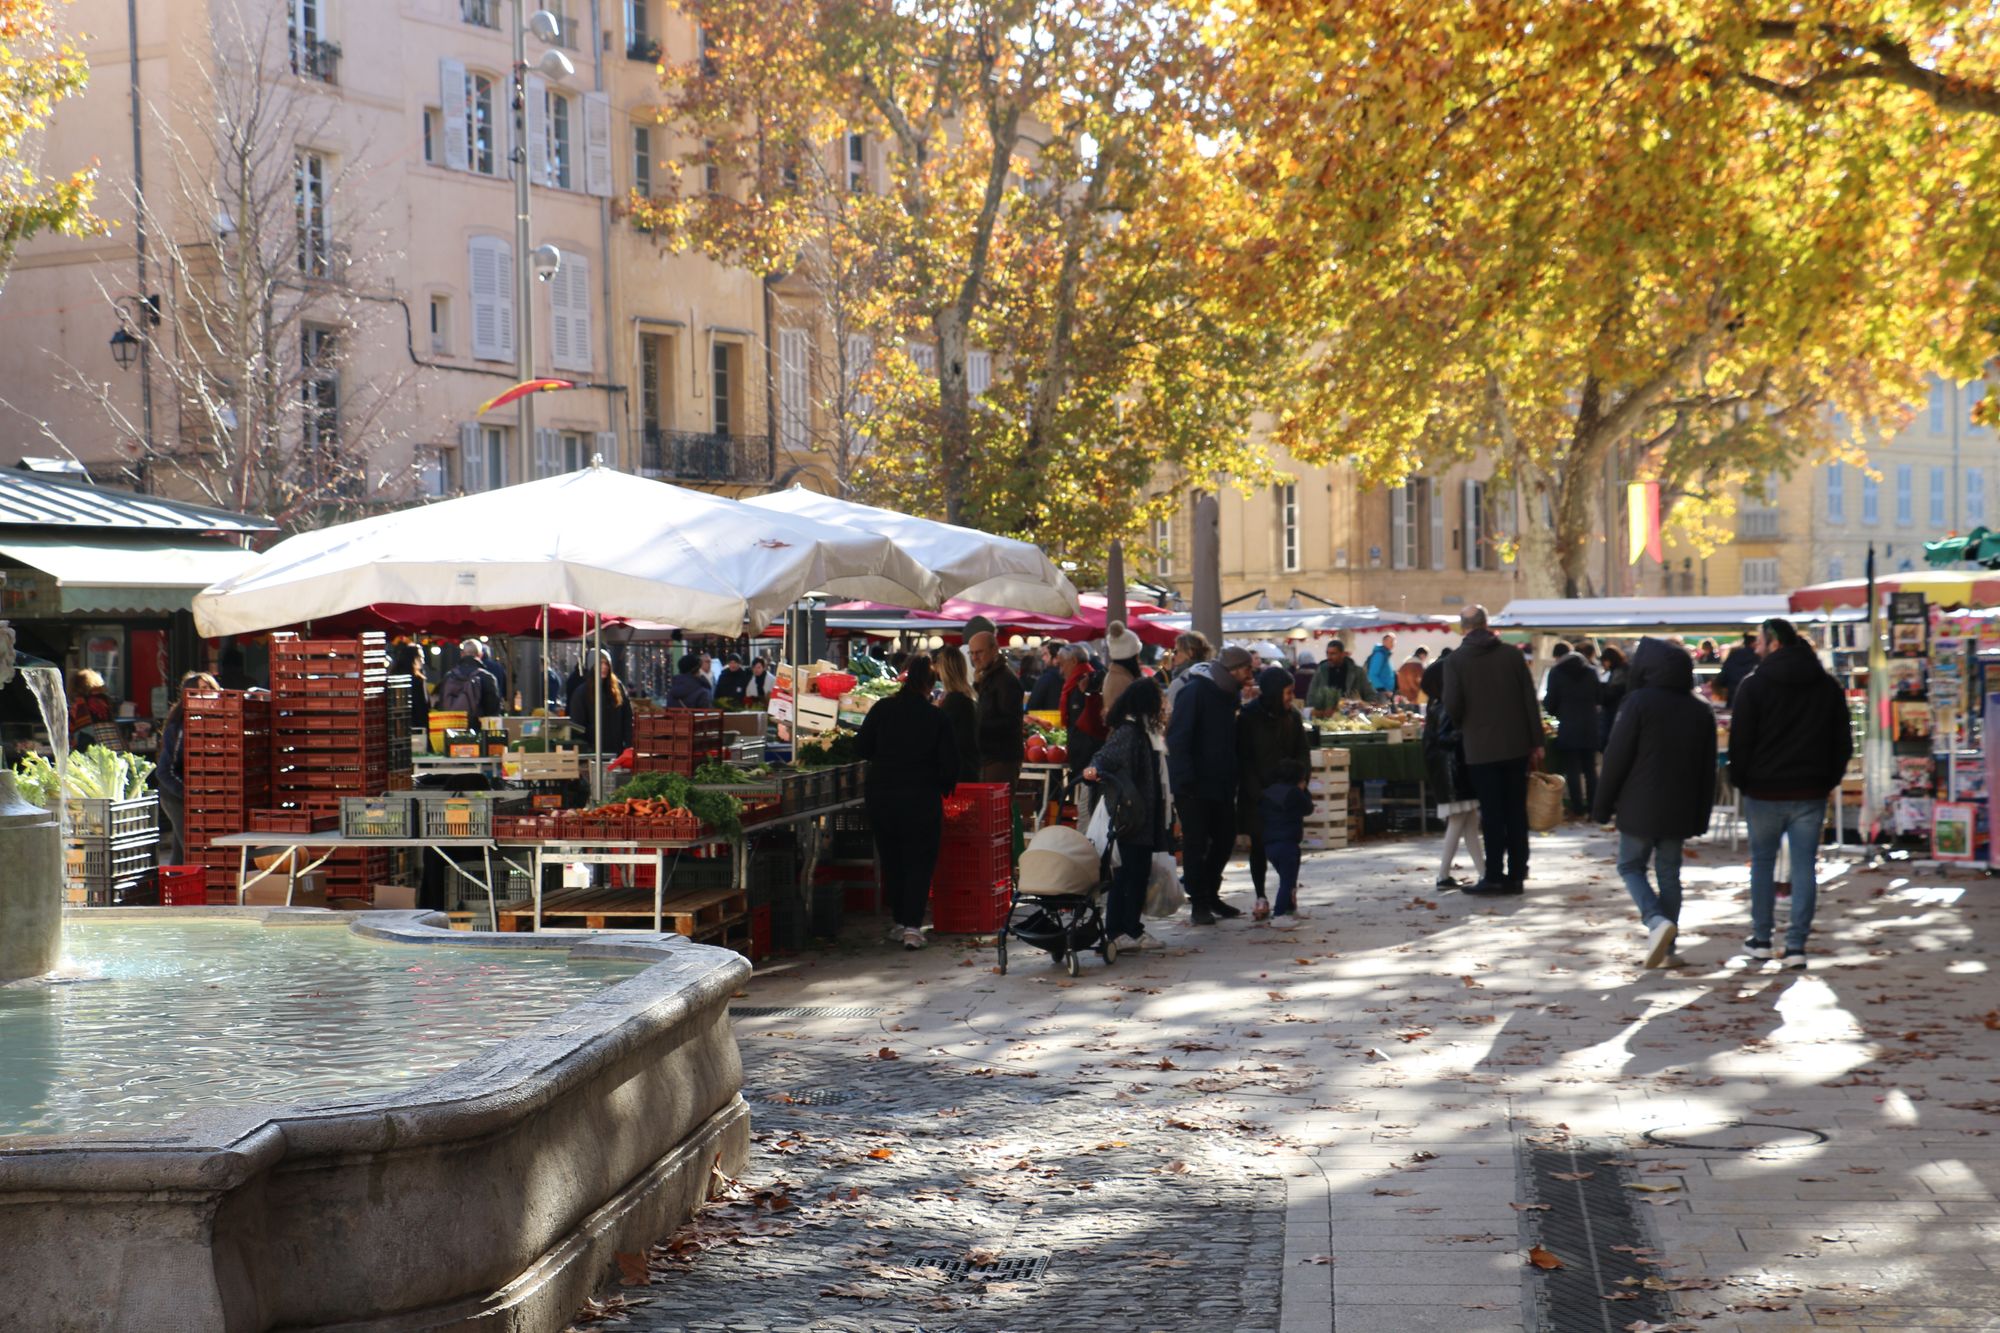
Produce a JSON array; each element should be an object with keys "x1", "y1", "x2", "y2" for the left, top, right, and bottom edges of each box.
[
  {"x1": 1428, "y1": 478, "x2": 1446, "y2": 570},
  {"x1": 459, "y1": 422, "x2": 483, "y2": 492},
  {"x1": 1463, "y1": 478, "x2": 1486, "y2": 571},
  {"x1": 967, "y1": 349, "x2": 992, "y2": 397},
  {"x1": 534, "y1": 428, "x2": 556, "y2": 478},
  {"x1": 845, "y1": 334, "x2": 873, "y2": 417},
  {"x1": 778, "y1": 328, "x2": 809, "y2": 453},
  {"x1": 525, "y1": 73, "x2": 548, "y2": 185},
  {"x1": 482, "y1": 425, "x2": 510, "y2": 489},
  {"x1": 468, "y1": 236, "x2": 514, "y2": 361},
  {"x1": 440, "y1": 59, "x2": 469, "y2": 171},
  {"x1": 632, "y1": 124, "x2": 652, "y2": 197},
  {"x1": 595, "y1": 430, "x2": 617, "y2": 470},
  {"x1": 909, "y1": 343, "x2": 937, "y2": 375},
  {"x1": 549, "y1": 251, "x2": 591, "y2": 372},
  {"x1": 584, "y1": 92, "x2": 612, "y2": 197},
  {"x1": 1278, "y1": 483, "x2": 1299, "y2": 572},
  {"x1": 1389, "y1": 486, "x2": 1410, "y2": 570}
]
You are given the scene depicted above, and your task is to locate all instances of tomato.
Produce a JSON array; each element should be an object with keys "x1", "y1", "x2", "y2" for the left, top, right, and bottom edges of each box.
[
  {"x1": 1025, "y1": 738, "x2": 1048, "y2": 762},
  {"x1": 1046, "y1": 744, "x2": 1067, "y2": 764}
]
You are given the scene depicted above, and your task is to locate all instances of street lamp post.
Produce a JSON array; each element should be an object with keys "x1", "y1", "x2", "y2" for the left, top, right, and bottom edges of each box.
[{"x1": 511, "y1": 4, "x2": 574, "y2": 485}]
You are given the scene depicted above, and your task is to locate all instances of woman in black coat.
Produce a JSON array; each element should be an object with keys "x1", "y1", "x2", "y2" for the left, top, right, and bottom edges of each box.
[
  {"x1": 1421, "y1": 649, "x2": 1484, "y2": 888},
  {"x1": 1597, "y1": 647, "x2": 1629, "y2": 752},
  {"x1": 1237, "y1": 666, "x2": 1310, "y2": 914},
  {"x1": 855, "y1": 655, "x2": 961, "y2": 950},
  {"x1": 1590, "y1": 637, "x2": 1717, "y2": 968},
  {"x1": 934, "y1": 646, "x2": 982, "y2": 783},
  {"x1": 1083, "y1": 677, "x2": 1169, "y2": 950},
  {"x1": 1542, "y1": 644, "x2": 1603, "y2": 816}
]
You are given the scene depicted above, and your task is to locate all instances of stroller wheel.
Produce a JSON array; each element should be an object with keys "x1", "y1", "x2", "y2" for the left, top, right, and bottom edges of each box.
[
  {"x1": 996, "y1": 935, "x2": 1009, "y2": 975},
  {"x1": 1102, "y1": 934, "x2": 1118, "y2": 965},
  {"x1": 1063, "y1": 948, "x2": 1081, "y2": 977}
]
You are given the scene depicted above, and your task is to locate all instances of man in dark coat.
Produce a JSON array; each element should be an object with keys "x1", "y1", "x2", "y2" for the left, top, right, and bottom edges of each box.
[
  {"x1": 1167, "y1": 645, "x2": 1255, "y2": 924},
  {"x1": 1542, "y1": 642, "x2": 1603, "y2": 817},
  {"x1": 1441, "y1": 605, "x2": 1542, "y2": 895},
  {"x1": 1592, "y1": 637, "x2": 1716, "y2": 968},
  {"x1": 968, "y1": 631, "x2": 1025, "y2": 785},
  {"x1": 1727, "y1": 618, "x2": 1852, "y2": 969},
  {"x1": 1714, "y1": 632, "x2": 1760, "y2": 702}
]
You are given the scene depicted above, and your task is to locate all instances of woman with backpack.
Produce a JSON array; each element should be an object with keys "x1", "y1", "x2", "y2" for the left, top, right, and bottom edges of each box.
[
  {"x1": 1237, "y1": 666, "x2": 1310, "y2": 918},
  {"x1": 1082, "y1": 676, "x2": 1168, "y2": 952}
]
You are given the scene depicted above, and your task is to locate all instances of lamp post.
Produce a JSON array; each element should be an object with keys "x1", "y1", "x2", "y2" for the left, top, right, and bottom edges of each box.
[
  {"x1": 123, "y1": 0, "x2": 156, "y2": 488},
  {"x1": 511, "y1": 5, "x2": 575, "y2": 485}
]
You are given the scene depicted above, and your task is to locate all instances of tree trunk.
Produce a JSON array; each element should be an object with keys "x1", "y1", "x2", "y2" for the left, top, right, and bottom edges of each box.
[{"x1": 934, "y1": 303, "x2": 971, "y2": 525}]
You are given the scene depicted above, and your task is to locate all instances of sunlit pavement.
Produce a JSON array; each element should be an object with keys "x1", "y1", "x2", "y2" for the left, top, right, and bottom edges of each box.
[{"x1": 575, "y1": 826, "x2": 2000, "y2": 1332}]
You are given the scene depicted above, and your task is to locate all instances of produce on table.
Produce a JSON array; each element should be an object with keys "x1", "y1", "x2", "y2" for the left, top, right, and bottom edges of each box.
[
  {"x1": 793, "y1": 730, "x2": 858, "y2": 769},
  {"x1": 607, "y1": 770, "x2": 744, "y2": 836},
  {"x1": 13, "y1": 746, "x2": 155, "y2": 807},
  {"x1": 691, "y1": 760, "x2": 772, "y2": 784}
]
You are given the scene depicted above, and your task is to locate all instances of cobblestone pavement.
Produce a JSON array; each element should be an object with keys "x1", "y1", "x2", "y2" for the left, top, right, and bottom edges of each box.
[{"x1": 574, "y1": 825, "x2": 2000, "y2": 1333}]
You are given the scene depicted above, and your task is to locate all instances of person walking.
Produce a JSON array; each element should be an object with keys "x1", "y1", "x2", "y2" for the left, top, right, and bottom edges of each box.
[
  {"x1": 935, "y1": 645, "x2": 982, "y2": 783},
  {"x1": 1260, "y1": 757, "x2": 1313, "y2": 920},
  {"x1": 1057, "y1": 645, "x2": 1104, "y2": 821},
  {"x1": 1715, "y1": 632, "x2": 1760, "y2": 703},
  {"x1": 666, "y1": 652, "x2": 715, "y2": 708},
  {"x1": 1592, "y1": 637, "x2": 1717, "y2": 968},
  {"x1": 1163, "y1": 631, "x2": 1212, "y2": 712},
  {"x1": 1237, "y1": 665, "x2": 1310, "y2": 918},
  {"x1": 438, "y1": 641, "x2": 503, "y2": 720},
  {"x1": 1082, "y1": 677, "x2": 1169, "y2": 951},
  {"x1": 1727, "y1": 618, "x2": 1852, "y2": 969},
  {"x1": 388, "y1": 640, "x2": 432, "y2": 735},
  {"x1": 1421, "y1": 649, "x2": 1484, "y2": 889},
  {"x1": 967, "y1": 630, "x2": 1025, "y2": 786},
  {"x1": 1307, "y1": 639, "x2": 1378, "y2": 711},
  {"x1": 567, "y1": 649, "x2": 634, "y2": 757},
  {"x1": 1441, "y1": 606, "x2": 1542, "y2": 896},
  {"x1": 1542, "y1": 642, "x2": 1603, "y2": 818},
  {"x1": 855, "y1": 654, "x2": 961, "y2": 950},
  {"x1": 1167, "y1": 644, "x2": 1255, "y2": 924},
  {"x1": 1102, "y1": 621, "x2": 1144, "y2": 715},
  {"x1": 1365, "y1": 633, "x2": 1398, "y2": 697}
]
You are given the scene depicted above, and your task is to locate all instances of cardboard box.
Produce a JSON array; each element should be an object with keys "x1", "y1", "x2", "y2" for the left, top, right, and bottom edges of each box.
[
  {"x1": 245, "y1": 871, "x2": 325, "y2": 907},
  {"x1": 371, "y1": 883, "x2": 418, "y2": 910}
]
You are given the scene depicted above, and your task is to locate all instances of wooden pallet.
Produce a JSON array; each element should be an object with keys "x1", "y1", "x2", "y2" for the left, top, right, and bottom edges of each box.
[{"x1": 498, "y1": 884, "x2": 748, "y2": 935}]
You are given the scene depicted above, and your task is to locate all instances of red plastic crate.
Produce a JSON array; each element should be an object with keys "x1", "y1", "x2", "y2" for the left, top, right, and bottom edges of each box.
[
  {"x1": 157, "y1": 865, "x2": 208, "y2": 906},
  {"x1": 749, "y1": 904, "x2": 772, "y2": 960},
  {"x1": 941, "y1": 782, "x2": 1013, "y2": 838},
  {"x1": 931, "y1": 883, "x2": 1011, "y2": 933}
]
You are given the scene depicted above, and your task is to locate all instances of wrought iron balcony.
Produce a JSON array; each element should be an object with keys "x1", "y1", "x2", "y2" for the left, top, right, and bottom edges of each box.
[
  {"x1": 627, "y1": 36, "x2": 662, "y2": 62},
  {"x1": 637, "y1": 427, "x2": 773, "y2": 485},
  {"x1": 290, "y1": 35, "x2": 340, "y2": 84}
]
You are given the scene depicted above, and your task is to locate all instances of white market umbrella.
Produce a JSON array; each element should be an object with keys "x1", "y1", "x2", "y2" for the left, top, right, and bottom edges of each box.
[
  {"x1": 744, "y1": 487, "x2": 1080, "y2": 617},
  {"x1": 192, "y1": 467, "x2": 944, "y2": 638}
]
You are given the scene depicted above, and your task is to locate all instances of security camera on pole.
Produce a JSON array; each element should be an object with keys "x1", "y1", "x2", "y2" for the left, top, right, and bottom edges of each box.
[{"x1": 513, "y1": 6, "x2": 577, "y2": 485}]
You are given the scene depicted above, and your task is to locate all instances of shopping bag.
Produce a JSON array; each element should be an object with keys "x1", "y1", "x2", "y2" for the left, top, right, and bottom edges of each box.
[
  {"x1": 1526, "y1": 770, "x2": 1566, "y2": 832},
  {"x1": 1083, "y1": 793, "x2": 1113, "y2": 856},
  {"x1": 1143, "y1": 852, "x2": 1185, "y2": 919}
]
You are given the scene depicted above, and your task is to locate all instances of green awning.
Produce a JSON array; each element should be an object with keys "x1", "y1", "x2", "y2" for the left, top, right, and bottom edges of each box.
[
  {"x1": 0, "y1": 537, "x2": 262, "y2": 616},
  {"x1": 1925, "y1": 527, "x2": 2000, "y2": 569}
]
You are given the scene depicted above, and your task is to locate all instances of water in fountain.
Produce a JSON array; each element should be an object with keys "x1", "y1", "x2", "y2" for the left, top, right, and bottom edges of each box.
[
  {"x1": 17, "y1": 664, "x2": 69, "y2": 839},
  {"x1": 1, "y1": 638, "x2": 67, "y2": 984}
]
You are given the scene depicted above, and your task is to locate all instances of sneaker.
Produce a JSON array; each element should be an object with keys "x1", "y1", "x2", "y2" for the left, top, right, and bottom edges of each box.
[
  {"x1": 1190, "y1": 906, "x2": 1217, "y2": 926},
  {"x1": 901, "y1": 927, "x2": 926, "y2": 950},
  {"x1": 1643, "y1": 919, "x2": 1678, "y2": 969},
  {"x1": 1782, "y1": 949, "x2": 1807, "y2": 971},
  {"x1": 1272, "y1": 912, "x2": 1305, "y2": 927},
  {"x1": 1131, "y1": 931, "x2": 1162, "y2": 951},
  {"x1": 1435, "y1": 876, "x2": 1460, "y2": 889},
  {"x1": 1743, "y1": 937, "x2": 1774, "y2": 960},
  {"x1": 1463, "y1": 880, "x2": 1523, "y2": 896},
  {"x1": 1252, "y1": 898, "x2": 1271, "y2": 921},
  {"x1": 1211, "y1": 899, "x2": 1244, "y2": 920},
  {"x1": 887, "y1": 922, "x2": 907, "y2": 943}
]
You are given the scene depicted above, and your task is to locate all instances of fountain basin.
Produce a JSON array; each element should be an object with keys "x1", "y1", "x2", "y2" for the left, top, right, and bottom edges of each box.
[{"x1": 0, "y1": 909, "x2": 751, "y2": 1332}]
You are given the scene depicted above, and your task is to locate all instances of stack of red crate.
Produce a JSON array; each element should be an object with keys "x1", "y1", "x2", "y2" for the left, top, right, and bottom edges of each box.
[
  {"x1": 633, "y1": 709, "x2": 727, "y2": 775},
  {"x1": 181, "y1": 689, "x2": 273, "y2": 901},
  {"x1": 269, "y1": 633, "x2": 393, "y2": 901},
  {"x1": 930, "y1": 781, "x2": 1014, "y2": 931}
]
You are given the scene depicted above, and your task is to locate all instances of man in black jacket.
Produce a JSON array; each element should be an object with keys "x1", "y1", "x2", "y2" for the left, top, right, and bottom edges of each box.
[
  {"x1": 1442, "y1": 606, "x2": 1543, "y2": 895},
  {"x1": 1715, "y1": 632, "x2": 1760, "y2": 702},
  {"x1": 1542, "y1": 642, "x2": 1603, "y2": 817},
  {"x1": 1167, "y1": 645, "x2": 1255, "y2": 924},
  {"x1": 968, "y1": 632, "x2": 1025, "y2": 785},
  {"x1": 1592, "y1": 638, "x2": 1716, "y2": 968},
  {"x1": 1727, "y1": 618, "x2": 1852, "y2": 969}
]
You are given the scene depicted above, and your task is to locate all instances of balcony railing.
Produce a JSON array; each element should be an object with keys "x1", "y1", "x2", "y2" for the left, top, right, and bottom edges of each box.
[
  {"x1": 461, "y1": 0, "x2": 500, "y2": 27},
  {"x1": 627, "y1": 36, "x2": 662, "y2": 62},
  {"x1": 290, "y1": 34, "x2": 340, "y2": 84},
  {"x1": 638, "y1": 427, "x2": 773, "y2": 485},
  {"x1": 1737, "y1": 509, "x2": 1781, "y2": 540}
]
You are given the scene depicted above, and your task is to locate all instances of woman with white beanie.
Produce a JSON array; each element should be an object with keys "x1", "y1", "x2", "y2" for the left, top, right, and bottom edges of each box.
[{"x1": 1102, "y1": 620, "x2": 1145, "y2": 714}]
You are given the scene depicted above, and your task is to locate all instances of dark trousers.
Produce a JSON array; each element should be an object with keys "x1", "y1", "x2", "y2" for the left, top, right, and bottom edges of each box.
[
  {"x1": 1552, "y1": 748, "x2": 1597, "y2": 815},
  {"x1": 1177, "y1": 794, "x2": 1236, "y2": 907},
  {"x1": 1266, "y1": 839, "x2": 1302, "y2": 915},
  {"x1": 1465, "y1": 757, "x2": 1530, "y2": 886},
  {"x1": 868, "y1": 792, "x2": 943, "y2": 929},
  {"x1": 1109, "y1": 837, "x2": 1151, "y2": 940}
]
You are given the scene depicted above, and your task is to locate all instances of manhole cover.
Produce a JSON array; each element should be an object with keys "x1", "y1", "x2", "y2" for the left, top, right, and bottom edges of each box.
[
  {"x1": 1642, "y1": 1121, "x2": 1827, "y2": 1152},
  {"x1": 912, "y1": 1253, "x2": 1049, "y2": 1284},
  {"x1": 729, "y1": 1005, "x2": 886, "y2": 1018},
  {"x1": 749, "y1": 1088, "x2": 860, "y2": 1106}
]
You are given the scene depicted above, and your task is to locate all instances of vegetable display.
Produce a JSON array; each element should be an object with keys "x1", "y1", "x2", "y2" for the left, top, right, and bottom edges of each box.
[
  {"x1": 14, "y1": 746, "x2": 155, "y2": 807},
  {"x1": 607, "y1": 770, "x2": 744, "y2": 836},
  {"x1": 793, "y1": 730, "x2": 859, "y2": 769}
]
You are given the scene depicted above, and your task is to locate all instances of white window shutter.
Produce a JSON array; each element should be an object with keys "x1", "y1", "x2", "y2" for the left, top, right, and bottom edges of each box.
[
  {"x1": 583, "y1": 92, "x2": 613, "y2": 197},
  {"x1": 535, "y1": 428, "x2": 557, "y2": 477},
  {"x1": 1429, "y1": 478, "x2": 1446, "y2": 570},
  {"x1": 909, "y1": 343, "x2": 937, "y2": 375},
  {"x1": 546, "y1": 260, "x2": 572, "y2": 369},
  {"x1": 846, "y1": 334, "x2": 873, "y2": 416},
  {"x1": 525, "y1": 73, "x2": 549, "y2": 186},
  {"x1": 1389, "y1": 486, "x2": 1409, "y2": 570},
  {"x1": 440, "y1": 59, "x2": 469, "y2": 172},
  {"x1": 495, "y1": 240, "x2": 514, "y2": 359},
  {"x1": 550, "y1": 252, "x2": 591, "y2": 373},
  {"x1": 967, "y1": 349, "x2": 992, "y2": 397},
  {"x1": 469, "y1": 238, "x2": 499, "y2": 359},
  {"x1": 777, "y1": 328, "x2": 809, "y2": 453},
  {"x1": 459, "y1": 422, "x2": 482, "y2": 492},
  {"x1": 595, "y1": 429, "x2": 617, "y2": 470}
]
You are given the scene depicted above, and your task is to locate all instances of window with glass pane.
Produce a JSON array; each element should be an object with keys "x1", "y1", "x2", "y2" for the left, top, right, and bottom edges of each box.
[
  {"x1": 1826, "y1": 463, "x2": 1844, "y2": 521},
  {"x1": 1279, "y1": 483, "x2": 1299, "y2": 572},
  {"x1": 550, "y1": 93, "x2": 573, "y2": 189},
  {"x1": 1153, "y1": 516, "x2": 1172, "y2": 577},
  {"x1": 482, "y1": 425, "x2": 509, "y2": 490},
  {"x1": 471, "y1": 75, "x2": 496, "y2": 175},
  {"x1": 632, "y1": 125, "x2": 651, "y2": 196},
  {"x1": 1742, "y1": 557, "x2": 1780, "y2": 595},
  {"x1": 295, "y1": 152, "x2": 329, "y2": 276},
  {"x1": 1930, "y1": 379, "x2": 1948, "y2": 433},
  {"x1": 1969, "y1": 467, "x2": 1987, "y2": 523},
  {"x1": 1861, "y1": 473, "x2": 1879, "y2": 524},
  {"x1": 712, "y1": 342, "x2": 733, "y2": 435}
]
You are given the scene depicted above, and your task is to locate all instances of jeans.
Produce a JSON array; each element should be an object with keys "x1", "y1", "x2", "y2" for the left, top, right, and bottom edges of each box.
[
  {"x1": 1266, "y1": 839, "x2": 1302, "y2": 915},
  {"x1": 1465, "y1": 756, "x2": 1530, "y2": 886},
  {"x1": 1745, "y1": 795, "x2": 1825, "y2": 951},
  {"x1": 1552, "y1": 748, "x2": 1597, "y2": 815},
  {"x1": 1617, "y1": 832, "x2": 1684, "y2": 928},
  {"x1": 868, "y1": 791, "x2": 943, "y2": 929},
  {"x1": 1109, "y1": 837, "x2": 1151, "y2": 940},
  {"x1": 1176, "y1": 793, "x2": 1236, "y2": 908}
]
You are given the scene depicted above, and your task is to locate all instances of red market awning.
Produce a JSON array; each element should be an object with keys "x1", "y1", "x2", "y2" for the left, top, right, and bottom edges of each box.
[{"x1": 1789, "y1": 571, "x2": 2000, "y2": 613}]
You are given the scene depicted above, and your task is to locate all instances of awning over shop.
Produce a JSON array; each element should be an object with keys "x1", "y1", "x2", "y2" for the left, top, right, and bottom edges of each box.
[
  {"x1": 1924, "y1": 527, "x2": 2000, "y2": 568},
  {"x1": 0, "y1": 536, "x2": 263, "y2": 616},
  {"x1": 1147, "y1": 608, "x2": 1455, "y2": 636},
  {"x1": 1790, "y1": 572, "x2": 2000, "y2": 613},
  {"x1": 1496, "y1": 595, "x2": 1864, "y2": 632}
]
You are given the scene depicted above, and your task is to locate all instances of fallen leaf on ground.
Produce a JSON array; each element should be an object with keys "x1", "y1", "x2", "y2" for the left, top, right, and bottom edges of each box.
[
  {"x1": 866, "y1": 1148, "x2": 894, "y2": 1161},
  {"x1": 1549, "y1": 1170, "x2": 1595, "y2": 1182},
  {"x1": 873, "y1": 1048, "x2": 900, "y2": 1061},
  {"x1": 614, "y1": 1251, "x2": 651, "y2": 1286},
  {"x1": 1509, "y1": 1202, "x2": 1551, "y2": 1212},
  {"x1": 1527, "y1": 1245, "x2": 1564, "y2": 1269}
]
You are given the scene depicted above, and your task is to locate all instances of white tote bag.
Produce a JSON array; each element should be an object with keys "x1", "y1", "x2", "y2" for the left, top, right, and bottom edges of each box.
[{"x1": 1143, "y1": 852, "x2": 1185, "y2": 918}]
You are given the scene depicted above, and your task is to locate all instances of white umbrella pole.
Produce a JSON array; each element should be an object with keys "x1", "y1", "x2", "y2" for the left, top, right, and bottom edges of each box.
[
  {"x1": 542, "y1": 607, "x2": 551, "y2": 713},
  {"x1": 592, "y1": 611, "x2": 603, "y2": 805}
]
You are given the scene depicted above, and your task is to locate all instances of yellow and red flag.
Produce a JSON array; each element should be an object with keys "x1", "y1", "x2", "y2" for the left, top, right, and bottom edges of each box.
[
  {"x1": 1626, "y1": 481, "x2": 1663, "y2": 565},
  {"x1": 476, "y1": 378, "x2": 577, "y2": 416}
]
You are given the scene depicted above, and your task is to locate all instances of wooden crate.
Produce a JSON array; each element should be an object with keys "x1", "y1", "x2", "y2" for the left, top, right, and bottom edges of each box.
[
  {"x1": 1311, "y1": 747, "x2": 1353, "y2": 769},
  {"x1": 497, "y1": 885, "x2": 747, "y2": 936}
]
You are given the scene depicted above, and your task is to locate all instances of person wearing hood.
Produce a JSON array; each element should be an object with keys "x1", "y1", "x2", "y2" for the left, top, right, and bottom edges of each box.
[
  {"x1": 666, "y1": 653, "x2": 714, "y2": 708},
  {"x1": 1441, "y1": 605, "x2": 1542, "y2": 895},
  {"x1": 1237, "y1": 665, "x2": 1311, "y2": 917},
  {"x1": 1727, "y1": 618, "x2": 1852, "y2": 969},
  {"x1": 1592, "y1": 637, "x2": 1716, "y2": 968},
  {"x1": 1167, "y1": 644, "x2": 1255, "y2": 924},
  {"x1": 1308, "y1": 639, "x2": 1377, "y2": 711},
  {"x1": 1542, "y1": 642, "x2": 1604, "y2": 817},
  {"x1": 1102, "y1": 621, "x2": 1144, "y2": 716},
  {"x1": 1421, "y1": 648, "x2": 1484, "y2": 888}
]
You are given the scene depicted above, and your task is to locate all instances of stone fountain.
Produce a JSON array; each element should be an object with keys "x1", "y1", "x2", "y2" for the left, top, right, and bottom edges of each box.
[{"x1": 0, "y1": 623, "x2": 61, "y2": 984}]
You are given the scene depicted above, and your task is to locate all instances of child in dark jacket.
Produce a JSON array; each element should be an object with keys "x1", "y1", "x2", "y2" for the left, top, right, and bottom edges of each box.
[{"x1": 1260, "y1": 757, "x2": 1314, "y2": 919}]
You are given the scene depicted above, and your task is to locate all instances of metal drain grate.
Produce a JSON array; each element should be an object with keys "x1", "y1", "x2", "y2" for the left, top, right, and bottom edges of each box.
[
  {"x1": 1526, "y1": 1147, "x2": 1676, "y2": 1331},
  {"x1": 749, "y1": 1088, "x2": 860, "y2": 1106},
  {"x1": 729, "y1": 1005, "x2": 886, "y2": 1018},
  {"x1": 912, "y1": 1254, "x2": 1049, "y2": 1284}
]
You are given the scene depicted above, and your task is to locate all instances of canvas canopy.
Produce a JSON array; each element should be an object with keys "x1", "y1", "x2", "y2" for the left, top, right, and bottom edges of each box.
[
  {"x1": 192, "y1": 467, "x2": 943, "y2": 638},
  {"x1": 744, "y1": 488, "x2": 1080, "y2": 616}
]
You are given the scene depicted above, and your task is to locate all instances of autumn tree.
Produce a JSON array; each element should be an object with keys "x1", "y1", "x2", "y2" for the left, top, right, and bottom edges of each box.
[
  {"x1": 0, "y1": 0, "x2": 97, "y2": 280},
  {"x1": 1227, "y1": 2, "x2": 2000, "y2": 596},
  {"x1": 639, "y1": 0, "x2": 1285, "y2": 576}
]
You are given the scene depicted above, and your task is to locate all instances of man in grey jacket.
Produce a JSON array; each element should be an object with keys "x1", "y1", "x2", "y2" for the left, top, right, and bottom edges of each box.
[{"x1": 1441, "y1": 605, "x2": 1543, "y2": 895}]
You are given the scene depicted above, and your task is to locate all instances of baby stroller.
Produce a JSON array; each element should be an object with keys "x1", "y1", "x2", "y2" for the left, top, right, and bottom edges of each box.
[{"x1": 997, "y1": 825, "x2": 1116, "y2": 977}]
